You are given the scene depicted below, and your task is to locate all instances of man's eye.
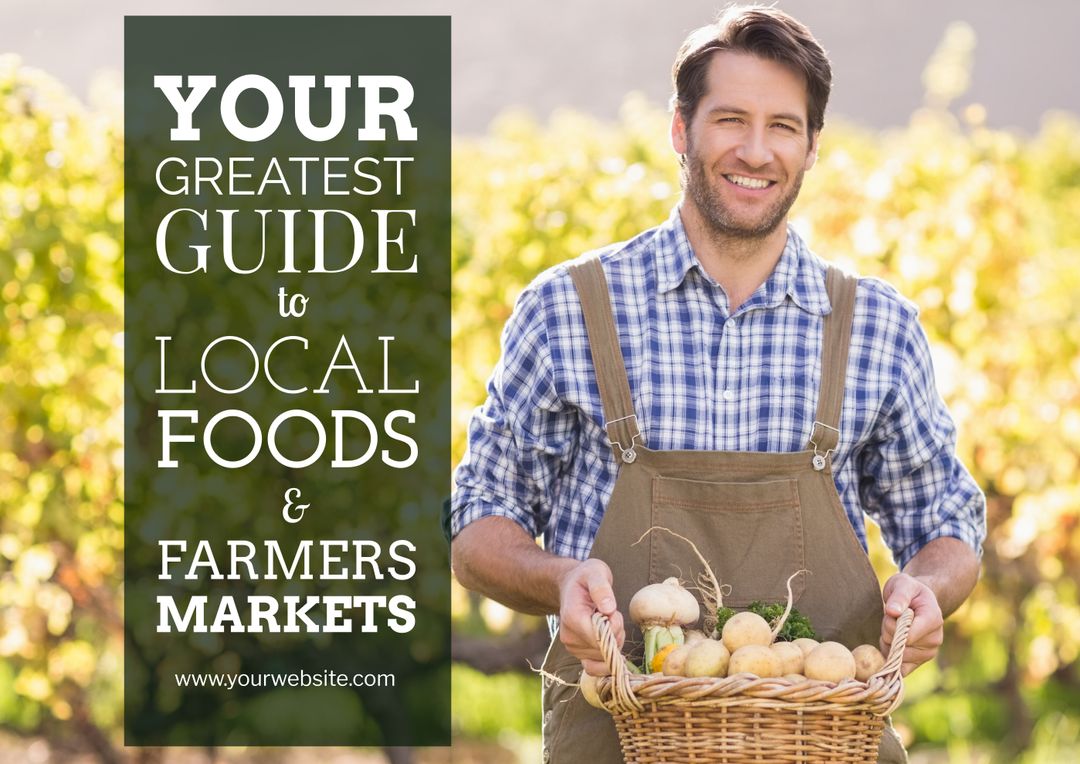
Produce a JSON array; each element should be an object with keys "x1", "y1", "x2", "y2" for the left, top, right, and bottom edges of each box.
[{"x1": 774, "y1": 123, "x2": 797, "y2": 131}]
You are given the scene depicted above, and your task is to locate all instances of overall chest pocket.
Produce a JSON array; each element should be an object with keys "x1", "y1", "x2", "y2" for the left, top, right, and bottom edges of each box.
[{"x1": 650, "y1": 475, "x2": 805, "y2": 608}]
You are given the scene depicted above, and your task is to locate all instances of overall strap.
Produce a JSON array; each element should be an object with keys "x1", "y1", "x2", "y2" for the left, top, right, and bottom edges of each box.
[
  {"x1": 568, "y1": 259, "x2": 643, "y2": 463},
  {"x1": 807, "y1": 265, "x2": 858, "y2": 464}
]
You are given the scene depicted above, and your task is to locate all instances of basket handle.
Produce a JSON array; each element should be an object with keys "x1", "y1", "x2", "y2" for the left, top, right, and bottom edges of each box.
[
  {"x1": 591, "y1": 612, "x2": 642, "y2": 714},
  {"x1": 869, "y1": 607, "x2": 915, "y2": 715}
]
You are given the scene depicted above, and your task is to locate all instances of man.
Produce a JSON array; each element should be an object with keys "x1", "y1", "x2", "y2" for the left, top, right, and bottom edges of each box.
[{"x1": 450, "y1": 5, "x2": 985, "y2": 762}]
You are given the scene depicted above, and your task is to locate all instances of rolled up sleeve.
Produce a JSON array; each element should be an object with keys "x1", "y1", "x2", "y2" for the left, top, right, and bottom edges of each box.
[
  {"x1": 450, "y1": 285, "x2": 578, "y2": 541},
  {"x1": 857, "y1": 318, "x2": 987, "y2": 570}
]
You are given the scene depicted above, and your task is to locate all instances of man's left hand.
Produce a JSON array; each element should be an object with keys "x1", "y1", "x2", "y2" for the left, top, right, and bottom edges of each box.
[{"x1": 880, "y1": 572, "x2": 943, "y2": 676}]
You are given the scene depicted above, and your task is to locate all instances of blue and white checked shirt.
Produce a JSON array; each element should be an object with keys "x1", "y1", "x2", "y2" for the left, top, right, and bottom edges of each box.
[{"x1": 451, "y1": 208, "x2": 986, "y2": 570}]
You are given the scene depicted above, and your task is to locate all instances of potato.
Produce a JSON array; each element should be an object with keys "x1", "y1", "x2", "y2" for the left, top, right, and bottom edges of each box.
[
  {"x1": 770, "y1": 641, "x2": 805, "y2": 675},
  {"x1": 721, "y1": 612, "x2": 772, "y2": 652},
  {"x1": 783, "y1": 673, "x2": 807, "y2": 682},
  {"x1": 684, "y1": 639, "x2": 730, "y2": 677},
  {"x1": 804, "y1": 641, "x2": 856, "y2": 683},
  {"x1": 684, "y1": 629, "x2": 708, "y2": 645},
  {"x1": 792, "y1": 637, "x2": 819, "y2": 658},
  {"x1": 579, "y1": 670, "x2": 604, "y2": 709},
  {"x1": 661, "y1": 644, "x2": 692, "y2": 676},
  {"x1": 852, "y1": 644, "x2": 886, "y2": 681},
  {"x1": 729, "y1": 645, "x2": 783, "y2": 678}
]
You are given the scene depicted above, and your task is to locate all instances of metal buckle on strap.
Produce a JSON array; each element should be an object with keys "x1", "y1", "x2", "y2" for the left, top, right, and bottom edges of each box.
[
  {"x1": 809, "y1": 420, "x2": 840, "y2": 471},
  {"x1": 605, "y1": 414, "x2": 643, "y2": 463}
]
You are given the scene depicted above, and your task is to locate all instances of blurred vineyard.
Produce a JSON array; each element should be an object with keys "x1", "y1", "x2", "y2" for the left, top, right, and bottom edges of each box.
[{"x1": 4, "y1": 26, "x2": 1080, "y2": 763}]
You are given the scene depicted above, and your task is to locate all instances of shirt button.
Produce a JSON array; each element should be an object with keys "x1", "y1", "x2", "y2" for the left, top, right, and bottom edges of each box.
[{"x1": 723, "y1": 389, "x2": 735, "y2": 401}]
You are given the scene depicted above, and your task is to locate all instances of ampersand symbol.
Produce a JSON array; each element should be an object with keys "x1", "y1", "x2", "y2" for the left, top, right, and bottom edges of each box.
[{"x1": 282, "y1": 487, "x2": 309, "y2": 524}]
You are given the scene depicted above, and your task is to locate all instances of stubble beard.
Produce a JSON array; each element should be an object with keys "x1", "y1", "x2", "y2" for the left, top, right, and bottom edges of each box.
[{"x1": 682, "y1": 136, "x2": 805, "y2": 247}]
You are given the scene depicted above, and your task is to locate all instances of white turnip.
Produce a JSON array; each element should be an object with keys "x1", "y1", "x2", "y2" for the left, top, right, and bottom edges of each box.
[{"x1": 629, "y1": 576, "x2": 700, "y2": 673}]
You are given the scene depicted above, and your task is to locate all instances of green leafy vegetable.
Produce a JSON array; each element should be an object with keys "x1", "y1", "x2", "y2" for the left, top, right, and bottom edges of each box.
[
  {"x1": 715, "y1": 606, "x2": 737, "y2": 634},
  {"x1": 748, "y1": 601, "x2": 817, "y2": 641}
]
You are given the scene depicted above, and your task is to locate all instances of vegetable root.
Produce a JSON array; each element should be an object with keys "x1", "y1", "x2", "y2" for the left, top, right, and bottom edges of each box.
[
  {"x1": 768, "y1": 570, "x2": 808, "y2": 642},
  {"x1": 632, "y1": 526, "x2": 726, "y2": 637},
  {"x1": 629, "y1": 576, "x2": 698, "y2": 672}
]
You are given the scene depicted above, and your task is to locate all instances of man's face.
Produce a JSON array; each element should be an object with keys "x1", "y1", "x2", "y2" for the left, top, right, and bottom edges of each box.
[{"x1": 672, "y1": 51, "x2": 818, "y2": 240}]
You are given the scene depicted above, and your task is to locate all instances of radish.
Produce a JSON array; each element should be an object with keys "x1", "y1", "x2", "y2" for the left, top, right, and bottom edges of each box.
[{"x1": 629, "y1": 576, "x2": 700, "y2": 673}]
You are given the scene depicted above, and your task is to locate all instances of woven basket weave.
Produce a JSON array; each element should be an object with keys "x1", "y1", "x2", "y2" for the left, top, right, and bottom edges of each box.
[{"x1": 591, "y1": 608, "x2": 913, "y2": 763}]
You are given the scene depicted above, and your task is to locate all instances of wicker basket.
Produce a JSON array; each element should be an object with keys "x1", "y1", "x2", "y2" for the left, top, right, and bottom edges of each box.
[{"x1": 591, "y1": 608, "x2": 913, "y2": 763}]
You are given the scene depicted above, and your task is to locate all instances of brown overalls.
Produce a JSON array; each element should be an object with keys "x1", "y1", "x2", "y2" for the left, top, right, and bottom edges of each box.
[{"x1": 540, "y1": 258, "x2": 907, "y2": 763}]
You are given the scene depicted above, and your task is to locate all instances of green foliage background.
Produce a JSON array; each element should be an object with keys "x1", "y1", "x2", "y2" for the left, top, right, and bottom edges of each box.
[
  {"x1": 2, "y1": 29, "x2": 1080, "y2": 761},
  {"x1": 0, "y1": 56, "x2": 124, "y2": 749}
]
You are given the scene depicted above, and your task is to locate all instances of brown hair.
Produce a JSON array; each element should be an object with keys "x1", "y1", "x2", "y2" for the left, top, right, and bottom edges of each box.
[{"x1": 672, "y1": 4, "x2": 832, "y2": 132}]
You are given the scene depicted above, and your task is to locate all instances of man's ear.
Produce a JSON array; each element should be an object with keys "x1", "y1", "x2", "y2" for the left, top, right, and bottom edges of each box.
[
  {"x1": 804, "y1": 130, "x2": 820, "y2": 171},
  {"x1": 671, "y1": 109, "x2": 688, "y2": 155}
]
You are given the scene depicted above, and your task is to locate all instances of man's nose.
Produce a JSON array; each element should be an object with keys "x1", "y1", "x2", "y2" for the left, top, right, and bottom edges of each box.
[{"x1": 734, "y1": 126, "x2": 773, "y2": 168}]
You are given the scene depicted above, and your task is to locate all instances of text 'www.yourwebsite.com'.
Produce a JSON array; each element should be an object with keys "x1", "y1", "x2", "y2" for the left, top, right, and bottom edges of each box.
[{"x1": 174, "y1": 669, "x2": 396, "y2": 691}]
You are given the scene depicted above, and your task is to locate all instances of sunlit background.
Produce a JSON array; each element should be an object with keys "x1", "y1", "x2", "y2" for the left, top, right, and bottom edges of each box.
[{"x1": 2, "y1": 1, "x2": 1079, "y2": 762}]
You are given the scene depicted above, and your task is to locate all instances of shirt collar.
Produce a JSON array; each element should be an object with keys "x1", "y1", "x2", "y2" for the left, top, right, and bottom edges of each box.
[
  {"x1": 655, "y1": 206, "x2": 699, "y2": 294},
  {"x1": 655, "y1": 206, "x2": 831, "y2": 316}
]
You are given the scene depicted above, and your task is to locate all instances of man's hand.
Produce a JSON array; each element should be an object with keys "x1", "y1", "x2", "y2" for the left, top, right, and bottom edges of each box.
[
  {"x1": 452, "y1": 517, "x2": 626, "y2": 675},
  {"x1": 880, "y1": 572, "x2": 943, "y2": 676},
  {"x1": 878, "y1": 536, "x2": 980, "y2": 676},
  {"x1": 557, "y1": 559, "x2": 624, "y2": 676}
]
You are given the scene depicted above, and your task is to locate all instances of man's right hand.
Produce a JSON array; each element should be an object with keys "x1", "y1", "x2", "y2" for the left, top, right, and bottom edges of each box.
[{"x1": 557, "y1": 558, "x2": 625, "y2": 676}]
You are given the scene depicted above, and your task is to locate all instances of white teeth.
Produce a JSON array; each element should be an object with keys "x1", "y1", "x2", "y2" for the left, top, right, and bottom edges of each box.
[{"x1": 726, "y1": 174, "x2": 771, "y2": 189}]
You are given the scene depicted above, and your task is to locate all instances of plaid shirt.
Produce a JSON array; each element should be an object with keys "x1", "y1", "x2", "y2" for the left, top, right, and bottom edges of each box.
[{"x1": 450, "y1": 208, "x2": 985, "y2": 569}]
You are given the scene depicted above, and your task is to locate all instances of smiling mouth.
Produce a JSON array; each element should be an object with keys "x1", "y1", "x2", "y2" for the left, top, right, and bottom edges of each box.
[{"x1": 724, "y1": 174, "x2": 774, "y2": 190}]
